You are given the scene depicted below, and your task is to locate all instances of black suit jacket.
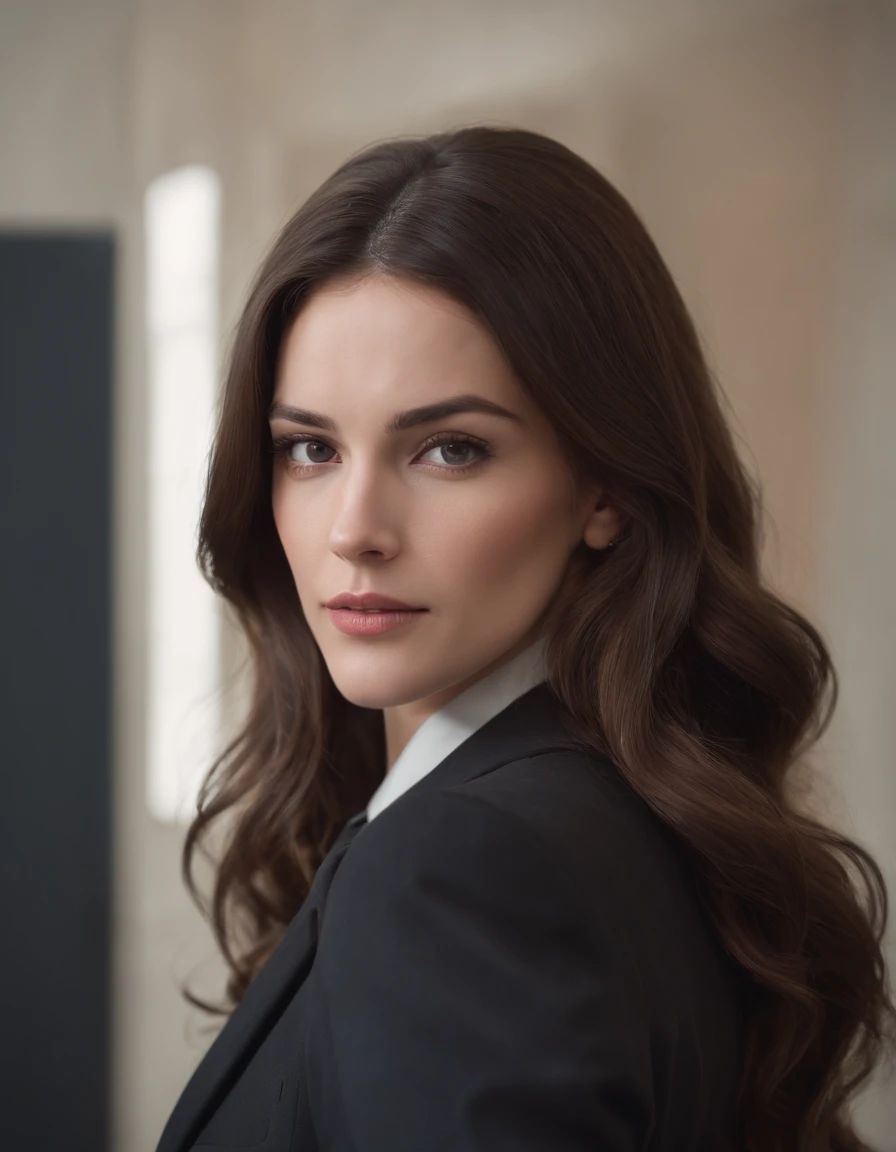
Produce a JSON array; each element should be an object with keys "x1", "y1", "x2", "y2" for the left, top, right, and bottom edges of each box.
[{"x1": 156, "y1": 681, "x2": 745, "y2": 1152}]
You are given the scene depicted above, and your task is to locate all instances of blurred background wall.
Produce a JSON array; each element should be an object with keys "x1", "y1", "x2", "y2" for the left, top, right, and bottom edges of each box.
[{"x1": 1, "y1": 0, "x2": 893, "y2": 1148}]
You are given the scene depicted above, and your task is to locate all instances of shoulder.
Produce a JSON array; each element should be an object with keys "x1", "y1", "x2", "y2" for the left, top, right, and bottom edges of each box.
[
  {"x1": 321, "y1": 779, "x2": 617, "y2": 981},
  {"x1": 310, "y1": 764, "x2": 661, "y2": 1151},
  {"x1": 313, "y1": 751, "x2": 744, "y2": 1146},
  {"x1": 326, "y1": 747, "x2": 731, "y2": 987},
  {"x1": 328, "y1": 783, "x2": 582, "y2": 922},
  {"x1": 461, "y1": 748, "x2": 695, "y2": 907},
  {"x1": 326, "y1": 746, "x2": 678, "y2": 945},
  {"x1": 318, "y1": 776, "x2": 649, "y2": 1029}
]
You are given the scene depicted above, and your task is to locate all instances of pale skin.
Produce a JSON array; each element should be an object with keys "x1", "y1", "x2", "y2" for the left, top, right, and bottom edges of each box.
[{"x1": 270, "y1": 271, "x2": 623, "y2": 770}]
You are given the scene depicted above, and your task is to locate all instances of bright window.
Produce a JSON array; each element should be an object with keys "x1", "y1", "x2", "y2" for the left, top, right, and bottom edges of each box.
[{"x1": 144, "y1": 164, "x2": 223, "y2": 823}]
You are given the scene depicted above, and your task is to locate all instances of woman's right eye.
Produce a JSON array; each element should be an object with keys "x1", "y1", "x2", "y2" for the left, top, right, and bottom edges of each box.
[
  {"x1": 271, "y1": 434, "x2": 335, "y2": 470},
  {"x1": 289, "y1": 437, "x2": 334, "y2": 466}
]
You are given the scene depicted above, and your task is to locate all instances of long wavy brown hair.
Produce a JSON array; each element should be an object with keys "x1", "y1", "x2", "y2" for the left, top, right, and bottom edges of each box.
[{"x1": 180, "y1": 125, "x2": 896, "y2": 1150}]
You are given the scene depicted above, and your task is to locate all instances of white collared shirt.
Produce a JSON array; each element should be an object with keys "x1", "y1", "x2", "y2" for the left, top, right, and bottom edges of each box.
[{"x1": 365, "y1": 635, "x2": 549, "y2": 823}]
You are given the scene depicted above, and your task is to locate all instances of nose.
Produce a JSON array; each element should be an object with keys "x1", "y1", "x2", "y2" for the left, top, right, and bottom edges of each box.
[{"x1": 326, "y1": 465, "x2": 404, "y2": 562}]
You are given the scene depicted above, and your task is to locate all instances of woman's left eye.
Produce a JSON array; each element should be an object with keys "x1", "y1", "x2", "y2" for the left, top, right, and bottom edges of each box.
[
  {"x1": 270, "y1": 433, "x2": 494, "y2": 475},
  {"x1": 418, "y1": 437, "x2": 490, "y2": 470}
]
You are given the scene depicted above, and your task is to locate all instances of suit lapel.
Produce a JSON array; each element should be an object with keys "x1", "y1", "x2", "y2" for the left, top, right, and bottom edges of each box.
[
  {"x1": 157, "y1": 680, "x2": 587, "y2": 1152},
  {"x1": 155, "y1": 811, "x2": 367, "y2": 1152},
  {"x1": 389, "y1": 679, "x2": 588, "y2": 806}
]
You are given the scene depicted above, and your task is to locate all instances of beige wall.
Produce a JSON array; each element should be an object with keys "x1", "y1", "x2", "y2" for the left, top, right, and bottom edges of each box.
[{"x1": 2, "y1": 0, "x2": 893, "y2": 1147}]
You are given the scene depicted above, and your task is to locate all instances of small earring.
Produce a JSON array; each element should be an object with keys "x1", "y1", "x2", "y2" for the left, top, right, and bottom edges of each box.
[{"x1": 605, "y1": 521, "x2": 630, "y2": 549}]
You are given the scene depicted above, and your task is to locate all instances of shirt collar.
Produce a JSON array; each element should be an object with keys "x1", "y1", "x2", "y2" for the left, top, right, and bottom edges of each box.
[{"x1": 366, "y1": 634, "x2": 549, "y2": 822}]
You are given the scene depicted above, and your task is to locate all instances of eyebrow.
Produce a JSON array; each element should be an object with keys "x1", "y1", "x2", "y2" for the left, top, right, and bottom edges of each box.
[{"x1": 267, "y1": 393, "x2": 523, "y2": 434}]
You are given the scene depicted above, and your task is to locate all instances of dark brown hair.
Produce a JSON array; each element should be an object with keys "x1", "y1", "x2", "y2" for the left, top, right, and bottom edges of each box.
[{"x1": 182, "y1": 125, "x2": 896, "y2": 1151}]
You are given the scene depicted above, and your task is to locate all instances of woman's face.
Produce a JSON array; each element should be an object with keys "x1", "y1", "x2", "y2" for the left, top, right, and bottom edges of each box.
[{"x1": 270, "y1": 271, "x2": 618, "y2": 717}]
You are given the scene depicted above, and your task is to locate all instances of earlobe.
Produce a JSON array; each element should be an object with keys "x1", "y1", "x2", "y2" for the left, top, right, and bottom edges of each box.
[
  {"x1": 583, "y1": 523, "x2": 622, "y2": 550},
  {"x1": 581, "y1": 495, "x2": 626, "y2": 551}
]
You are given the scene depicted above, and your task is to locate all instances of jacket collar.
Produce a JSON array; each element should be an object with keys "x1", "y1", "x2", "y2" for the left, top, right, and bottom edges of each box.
[
  {"x1": 366, "y1": 634, "x2": 549, "y2": 820},
  {"x1": 156, "y1": 679, "x2": 586, "y2": 1152}
]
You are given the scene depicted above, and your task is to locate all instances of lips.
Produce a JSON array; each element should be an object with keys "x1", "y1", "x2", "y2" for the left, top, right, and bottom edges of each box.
[
  {"x1": 333, "y1": 607, "x2": 420, "y2": 614},
  {"x1": 324, "y1": 592, "x2": 425, "y2": 612},
  {"x1": 326, "y1": 604, "x2": 427, "y2": 635}
]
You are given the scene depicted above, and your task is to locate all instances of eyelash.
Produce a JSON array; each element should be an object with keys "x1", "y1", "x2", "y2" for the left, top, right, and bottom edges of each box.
[{"x1": 269, "y1": 431, "x2": 494, "y2": 476}]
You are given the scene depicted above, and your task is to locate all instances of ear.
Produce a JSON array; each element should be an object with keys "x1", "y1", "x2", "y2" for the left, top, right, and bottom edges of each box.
[{"x1": 579, "y1": 484, "x2": 626, "y2": 550}]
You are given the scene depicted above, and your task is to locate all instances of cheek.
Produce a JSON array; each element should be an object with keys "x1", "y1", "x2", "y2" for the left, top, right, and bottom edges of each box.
[
  {"x1": 436, "y1": 476, "x2": 573, "y2": 593},
  {"x1": 271, "y1": 480, "x2": 306, "y2": 576}
]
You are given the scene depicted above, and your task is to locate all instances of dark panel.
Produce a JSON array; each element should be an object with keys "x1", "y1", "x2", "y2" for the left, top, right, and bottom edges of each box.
[{"x1": 0, "y1": 232, "x2": 114, "y2": 1152}]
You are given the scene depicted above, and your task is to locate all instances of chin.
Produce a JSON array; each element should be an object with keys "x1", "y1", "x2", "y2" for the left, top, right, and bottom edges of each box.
[
  {"x1": 323, "y1": 661, "x2": 429, "y2": 711},
  {"x1": 332, "y1": 684, "x2": 418, "y2": 711}
]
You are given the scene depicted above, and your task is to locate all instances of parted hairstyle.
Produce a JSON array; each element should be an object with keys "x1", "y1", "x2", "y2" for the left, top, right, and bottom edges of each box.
[{"x1": 181, "y1": 125, "x2": 896, "y2": 1151}]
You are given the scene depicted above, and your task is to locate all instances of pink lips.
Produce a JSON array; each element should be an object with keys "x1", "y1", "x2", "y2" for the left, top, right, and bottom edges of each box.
[
  {"x1": 324, "y1": 591, "x2": 424, "y2": 611},
  {"x1": 326, "y1": 607, "x2": 427, "y2": 636}
]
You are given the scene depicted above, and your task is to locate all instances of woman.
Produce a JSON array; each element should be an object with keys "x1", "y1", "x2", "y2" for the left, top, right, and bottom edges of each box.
[{"x1": 155, "y1": 126, "x2": 895, "y2": 1152}]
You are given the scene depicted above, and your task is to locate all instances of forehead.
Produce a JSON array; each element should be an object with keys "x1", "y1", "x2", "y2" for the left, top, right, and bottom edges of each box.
[{"x1": 274, "y1": 272, "x2": 517, "y2": 399}]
